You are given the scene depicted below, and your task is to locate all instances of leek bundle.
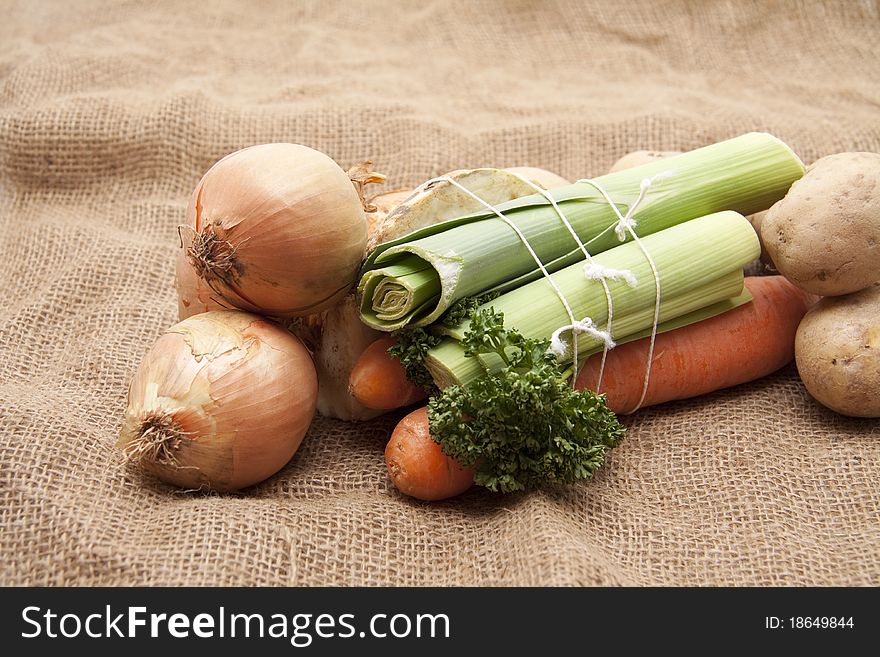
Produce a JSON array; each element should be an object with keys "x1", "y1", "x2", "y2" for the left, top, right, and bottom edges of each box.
[{"x1": 358, "y1": 132, "x2": 804, "y2": 331}]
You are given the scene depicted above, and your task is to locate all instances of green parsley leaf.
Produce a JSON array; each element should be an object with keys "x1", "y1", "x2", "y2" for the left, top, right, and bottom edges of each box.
[
  {"x1": 440, "y1": 291, "x2": 501, "y2": 328},
  {"x1": 388, "y1": 327, "x2": 441, "y2": 392}
]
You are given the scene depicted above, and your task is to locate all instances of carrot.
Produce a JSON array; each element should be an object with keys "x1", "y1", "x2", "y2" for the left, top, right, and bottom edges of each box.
[
  {"x1": 349, "y1": 335, "x2": 428, "y2": 410},
  {"x1": 385, "y1": 406, "x2": 475, "y2": 501},
  {"x1": 575, "y1": 276, "x2": 818, "y2": 414}
]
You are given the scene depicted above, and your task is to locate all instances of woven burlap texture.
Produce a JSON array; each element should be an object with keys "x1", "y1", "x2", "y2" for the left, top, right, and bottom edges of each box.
[{"x1": 1, "y1": 0, "x2": 878, "y2": 586}]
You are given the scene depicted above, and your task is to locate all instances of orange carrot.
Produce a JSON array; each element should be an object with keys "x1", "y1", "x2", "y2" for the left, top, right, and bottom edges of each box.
[
  {"x1": 385, "y1": 406, "x2": 475, "y2": 501},
  {"x1": 349, "y1": 336, "x2": 428, "y2": 410},
  {"x1": 575, "y1": 276, "x2": 817, "y2": 414}
]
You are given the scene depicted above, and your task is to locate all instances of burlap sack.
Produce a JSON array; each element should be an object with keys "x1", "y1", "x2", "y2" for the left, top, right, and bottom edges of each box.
[{"x1": 1, "y1": 0, "x2": 878, "y2": 586}]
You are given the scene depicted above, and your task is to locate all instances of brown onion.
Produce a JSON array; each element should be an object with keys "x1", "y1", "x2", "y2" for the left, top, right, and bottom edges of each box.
[
  {"x1": 180, "y1": 143, "x2": 368, "y2": 317},
  {"x1": 117, "y1": 311, "x2": 317, "y2": 491}
]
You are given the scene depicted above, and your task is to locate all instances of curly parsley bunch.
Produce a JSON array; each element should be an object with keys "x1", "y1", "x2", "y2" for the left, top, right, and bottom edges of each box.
[{"x1": 427, "y1": 308, "x2": 625, "y2": 493}]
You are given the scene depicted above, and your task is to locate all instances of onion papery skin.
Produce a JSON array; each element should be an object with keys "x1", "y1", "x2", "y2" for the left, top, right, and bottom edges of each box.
[
  {"x1": 175, "y1": 250, "x2": 229, "y2": 320},
  {"x1": 180, "y1": 143, "x2": 368, "y2": 317},
  {"x1": 118, "y1": 311, "x2": 318, "y2": 491}
]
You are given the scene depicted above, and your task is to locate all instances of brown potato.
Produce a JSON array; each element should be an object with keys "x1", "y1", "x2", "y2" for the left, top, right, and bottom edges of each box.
[
  {"x1": 761, "y1": 152, "x2": 880, "y2": 296},
  {"x1": 795, "y1": 283, "x2": 880, "y2": 417}
]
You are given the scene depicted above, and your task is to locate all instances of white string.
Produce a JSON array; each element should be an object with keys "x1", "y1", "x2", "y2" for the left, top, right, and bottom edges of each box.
[
  {"x1": 583, "y1": 263, "x2": 638, "y2": 288},
  {"x1": 575, "y1": 171, "x2": 674, "y2": 413},
  {"x1": 550, "y1": 317, "x2": 615, "y2": 356}
]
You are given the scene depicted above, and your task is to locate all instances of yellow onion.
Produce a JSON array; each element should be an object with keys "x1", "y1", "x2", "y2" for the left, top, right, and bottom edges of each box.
[
  {"x1": 180, "y1": 143, "x2": 368, "y2": 317},
  {"x1": 117, "y1": 311, "x2": 317, "y2": 491}
]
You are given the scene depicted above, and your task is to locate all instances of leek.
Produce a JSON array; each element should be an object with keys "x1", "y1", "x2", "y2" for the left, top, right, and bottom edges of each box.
[{"x1": 358, "y1": 132, "x2": 804, "y2": 331}]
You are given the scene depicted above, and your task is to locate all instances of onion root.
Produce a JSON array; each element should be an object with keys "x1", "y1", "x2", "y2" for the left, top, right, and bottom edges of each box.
[{"x1": 122, "y1": 411, "x2": 188, "y2": 467}]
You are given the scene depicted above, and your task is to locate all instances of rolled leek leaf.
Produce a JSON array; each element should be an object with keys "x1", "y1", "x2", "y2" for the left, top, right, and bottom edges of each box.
[
  {"x1": 425, "y1": 211, "x2": 760, "y2": 388},
  {"x1": 358, "y1": 132, "x2": 803, "y2": 331}
]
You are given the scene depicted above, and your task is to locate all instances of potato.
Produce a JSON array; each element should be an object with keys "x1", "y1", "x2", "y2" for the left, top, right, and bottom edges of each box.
[
  {"x1": 609, "y1": 150, "x2": 682, "y2": 173},
  {"x1": 795, "y1": 283, "x2": 880, "y2": 417},
  {"x1": 761, "y1": 152, "x2": 880, "y2": 296}
]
